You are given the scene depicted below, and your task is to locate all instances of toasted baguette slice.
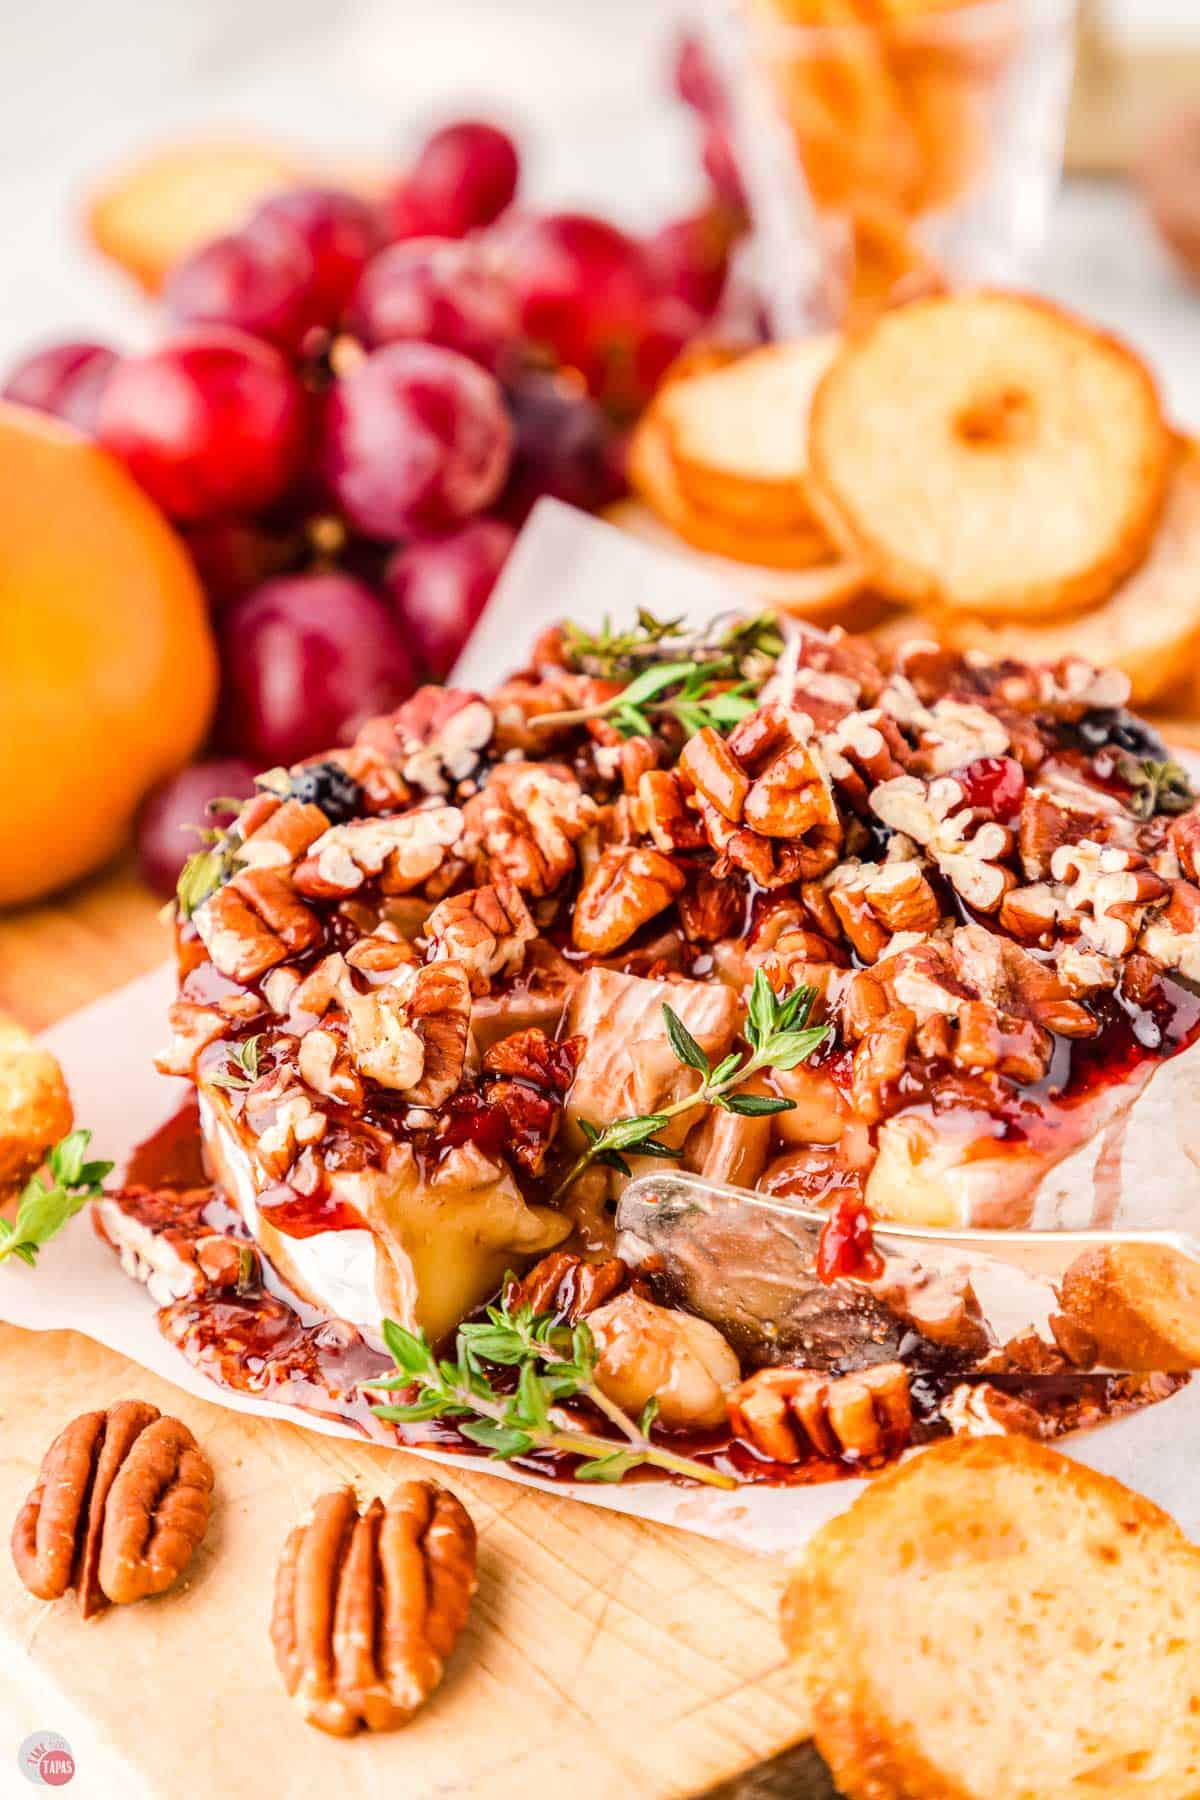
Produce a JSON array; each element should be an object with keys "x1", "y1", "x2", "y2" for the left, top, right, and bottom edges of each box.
[
  {"x1": 941, "y1": 440, "x2": 1200, "y2": 704},
  {"x1": 1059, "y1": 1242, "x2": 1200, "y2": 1372},
  {"x1": 785, "y1": 1436, "x2": 1200, "y2": 1800},
  {"x1": 606, "y1": 499, "x2": 878, "y2": 627},
  {"x1": 629, "y1": 414, "x2": 834, "y2": 569},
  {"x1": 658, "y1": 338, "x2": 838, "y2": 530},
  {"x1": 87, "y1": 138, "x2": 309, "y2": 292},
  {"x1": 0, "y1": 1016, "x2": 72, "y2": 1201},
  {"x1": 808, "y1": 291, "x2": 1171, "y2": 618}
]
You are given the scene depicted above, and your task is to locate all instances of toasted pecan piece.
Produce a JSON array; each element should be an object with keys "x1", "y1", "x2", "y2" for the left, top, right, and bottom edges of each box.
[{"x1": 271, "y1": 1482, "x2": 476, "y2": 1735}]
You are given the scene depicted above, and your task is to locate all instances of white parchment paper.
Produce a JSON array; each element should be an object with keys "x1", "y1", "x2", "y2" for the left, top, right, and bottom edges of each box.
[{"x1": 3, "y1": 501, "x2": 1198, "y2": 1553}]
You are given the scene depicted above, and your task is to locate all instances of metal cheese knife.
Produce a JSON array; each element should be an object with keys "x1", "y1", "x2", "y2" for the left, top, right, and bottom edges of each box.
[{"x1": 616, "y1": 1172, "x2": 1200, "y2": 1374}]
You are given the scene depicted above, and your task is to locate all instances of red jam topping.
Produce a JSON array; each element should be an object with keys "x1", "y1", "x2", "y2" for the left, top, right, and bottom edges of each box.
[
  {"x1": 954, "y1": 755, "x2": 1026, "y2": 822},
  {"x1": 257, "y1": 1184, "x2": 367, "y2": 1238},
  {"x1": 816, "y1": 1196, "x2": 884, "y2": 1284}
]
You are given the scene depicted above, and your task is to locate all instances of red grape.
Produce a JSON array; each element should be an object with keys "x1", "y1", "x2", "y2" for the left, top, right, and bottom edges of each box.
[
  {"x1": 672, "y1": 29, "x2": 727, "y2": 120},
  {"x1": 386, "y1": 120, "x2": 519, "y2": 240},
  {"x1": 500, "y1": 369, "x2": 625, "y2": 523},
  {"x1": 164, "y1": 222, "x2": 317, "y2": 353},
  {"x1": 494, "y1": 212, "x2": 669, "y2": 411},
  {"x1": 216, "y1": 572, "x2": 418, "y2": 766},
  {"x1": 182, "y1": 516, "x2": 299, "y2": 608},
  {"x1": 135, "y1": 757, "x2": 259, "y2": 894},
  {"x1": 386, "y1": 517, "x2": 515, "y2": 679},
  {"x1": 251, "y1": 187, "x2": 381, "y2": 325},
  {"x1": 2, "y1": 340, "x2": 119, "y2": 433},
  {"x1": 97, "y1": 330, "x2": 308, "y2": 522},
  {"x1": 347, "y1": 237, "x2": 519, "y2": 371},
  {"x1": 645, "y1": 206, "x2": 739, "y2": 316},
  {"x1": 322, "y1": 341, "x2": 512, "y2": 539}
]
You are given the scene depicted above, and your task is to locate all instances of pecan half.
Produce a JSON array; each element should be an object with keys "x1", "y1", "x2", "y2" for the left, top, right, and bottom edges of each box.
[
  {"x1": 11, "y1": 1402, "x2": 213, "y2": 1618},
  {"x1": 505, "y1": 1251, "x2": 626, "y2": 1319},
  {"x1": 271, "y1": 1482, "x2": 476, "y2": 1736}
]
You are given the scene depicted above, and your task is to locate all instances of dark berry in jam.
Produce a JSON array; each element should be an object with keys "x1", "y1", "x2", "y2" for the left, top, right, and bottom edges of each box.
[
  {"x1": 816, "y1": 1197, "x2": 884, "y2": 1285},
  {"x1": 954, "y1": 755, "x2": 1025, "y2": 823},
  {"x1": 1076, "y1": 707, "x2": 1167, "y2": 761},
  {"x1": 289, "y1": 759, "x2": 364, "y2": 822}
]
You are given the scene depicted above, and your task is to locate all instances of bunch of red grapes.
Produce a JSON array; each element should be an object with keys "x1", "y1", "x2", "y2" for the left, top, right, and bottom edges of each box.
[{"x1": 4, "y1": 67, "x2": 744, "y2": 893}]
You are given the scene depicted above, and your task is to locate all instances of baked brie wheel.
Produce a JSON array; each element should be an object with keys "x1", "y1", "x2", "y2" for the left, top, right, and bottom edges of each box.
[{"x1": 126, "y1": 613, "x2": 1200, "y2": 1456}]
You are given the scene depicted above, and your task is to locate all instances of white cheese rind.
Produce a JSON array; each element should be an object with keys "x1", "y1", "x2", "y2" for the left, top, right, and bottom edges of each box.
[{"x1": 198, "y1": 1092, "x2": 385, "y2": 1341}]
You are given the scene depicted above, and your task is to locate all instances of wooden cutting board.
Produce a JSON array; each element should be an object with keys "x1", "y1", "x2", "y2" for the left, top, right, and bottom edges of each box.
[{"x1": 0, "y1": 860, "x2": 815, "y2": 1800}]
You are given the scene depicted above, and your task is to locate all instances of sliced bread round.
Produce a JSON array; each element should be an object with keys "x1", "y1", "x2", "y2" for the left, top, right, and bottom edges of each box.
[
  {"x1": 941, "y1": 440, "x2": 1200, "y2": 704},
  {"x1": 784, "y1": 1436, "x2": 1200, "y2": 1800},
  {"x1": 658, "y1": 337, "x2": 839, "y2": 531},
  {"x1": 808, "y1": 291, "x2": 1171, "y2": 618}
]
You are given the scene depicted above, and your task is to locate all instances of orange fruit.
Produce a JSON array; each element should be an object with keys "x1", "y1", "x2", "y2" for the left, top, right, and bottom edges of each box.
[{"x1": 0, "y1": 403, "x2": 218, "y2": 905}]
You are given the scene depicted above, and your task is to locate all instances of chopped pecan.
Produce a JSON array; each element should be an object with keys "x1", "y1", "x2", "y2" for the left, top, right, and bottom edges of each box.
[
  {"x1": 155, "y1": 1001, "x2": 228, "y2": 1079},
  {"x1": 424, "y1": 881, "x2": 536, "y2": 993},
  {"x1": 1051, "y1": 839, "x2": 1170, "y2": 959},
  {"x1": 297, "y1": 1024, "x2": 365, "y2": 1106},
  {"x1": 685, "y1": 711, "x2": 843, "y2": 883},
  {"x1": 270, "y1": 1481, "x2": 476, "y2": 1736},
  {"x1": 358, "y1": 688, "x2": 494, "y2": 796},
  {"x1": 505, "y1": 1251, "x2": 625, "y2": 1319},
  {"x1": 341, "y1": 961, "x2": 471, "y2": 1104},
  {"x1": 678, "y1": 727, "x2": 750, "y2": 821},
  {"x1": 634, "y1": 770, "x2": 707, "y2": 853},
  {"x1": 828, "y1": 880, "x2": 892, "y2": 964},
  {"x1": 1169, "y1": 811, "x2": 1200, "y2": 884},
  {"x1": 729, "y1": 1363, "x2": 912, "y2": 1464},
  {"x1": 11, "y1": 1402, "x2": 213, "y2": 1617},
  {"x1": 237, "y1": 798, "x2": 329, "y2": 871},
  {"x1": 464, "y1": 762, "x2": 598, "y2": 896},
  {"x1": 253, "y1": 1090, "x2": 329, "y2": 1176},
  {"x1": 193, "y1": 886, "x2": 291, "y2": 983},
  {"x1": 850, "y1": 1009, "x2": 915, "y2": 1123},
  {"x1": 572, "y1": 847, "x2": 686, "y2": 955},
  {"x1": 475, "y1": 1030, "x2": 583, "y2": 1175},
  {"x1": 872, "y1": 774, "x2": 1014, "y2": 912},
  {"x1": 862, "y1": 860, "x2": 940, "y2": 935},
  {"x1": 1139, "y1": 878, "x2": 1200, "y2": 982},
  {"x1": 294, "y1": 807, "x2": 464, "y2": 900},
  {"x1": 230, "y1": 868, "x2": 322, "y2": 955},
  {"x1": 998, "y1": 882, "x2": 1060, "y2": 944},
  {"x1": 677, "y1": 867, "x2": 744, "y2": 944}
]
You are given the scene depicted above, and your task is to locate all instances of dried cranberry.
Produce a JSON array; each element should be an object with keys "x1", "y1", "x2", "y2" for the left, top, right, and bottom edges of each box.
[
  {"x1": 954, "y1": 755, "x2": 1025, "y2": 823},
  {"x1": 442, "y1": 1094, "x2": 509, "y2": 1159},
  {"x1": 289, "y1": 759, "x2": 364, "y2": 822},
  {"x1": 816, "y1": 1197, "x2": 883, "y2": 1285}
]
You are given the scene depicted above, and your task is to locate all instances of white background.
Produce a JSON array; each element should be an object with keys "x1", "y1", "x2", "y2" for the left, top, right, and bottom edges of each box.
[{"x1": 1, "y1": 0, "x2": 1198, "y2": 417}]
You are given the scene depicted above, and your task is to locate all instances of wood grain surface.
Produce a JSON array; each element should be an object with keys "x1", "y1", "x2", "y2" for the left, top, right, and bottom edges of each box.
[{"x1": 0, "y1": 858, "x2": 818, "y2": 1800}]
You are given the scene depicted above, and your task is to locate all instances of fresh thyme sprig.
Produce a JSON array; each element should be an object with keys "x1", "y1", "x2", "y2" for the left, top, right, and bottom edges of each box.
[
  {"x1": 553, "y1": 974, "x2": 827, "y2": 1199},
  {"x1": 562, "y1": 608, "x2": 784, "y2": 681},
  {"x1": 535, "y1": 656, "x2": 760, "y2": 740},
  {"x1": 366, "y1": 1300, "x2": 736, "y2": 1488},
  {"x1": 1119, "y1": 755, "x2": 1195, "y2": 820},
  {"x1": 0, "y1": 1131, "x2": 112, "y2": 1269},
  {"x1": 208, "y1": 1034, "x2": 264, "y2": 1093},
  {"x1": 562, "y1": 608, "x2": 689, "y2": 675}
]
